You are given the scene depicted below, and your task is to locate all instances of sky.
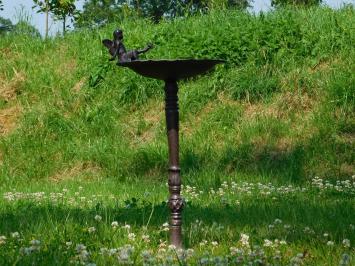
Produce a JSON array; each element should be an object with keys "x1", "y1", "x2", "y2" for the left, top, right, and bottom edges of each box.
[{"x1": 1, "y1": 0, "x2": 354, "y2": 36}]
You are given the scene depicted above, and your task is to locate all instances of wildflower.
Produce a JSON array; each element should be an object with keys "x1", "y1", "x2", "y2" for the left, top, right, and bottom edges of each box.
[
  {"x1": 263, "y1": 239, "x2": 273, "y2": 247},
  {"x1": 280, "y1": 240, "x2": 287, "y2": 245},
  {"x1": 211, "y1": 241, "x2": 218, "y2": 246},
  {"x1": 88, "y1": 227, "x2": 96, "y2": 233},
  {"x1": 339, "y1": 253, "x2": 350, "y2": 266},
  {"x1": 274, "y1": 219, "x2": 282, "y2": 224},
  {"x1": 20, "y1": 247, "x2": 32, "y2": 255},
  {"x1": 0, "y1": 235, "x2": 6, "y2": 245},
  {"x1": 323, "y1": 233, "x2": 329, "y2": 238},
  {"x1": 123, "y1": 224, "x2": 131, "y2": 230},
  {"x1": 142, "y1": 234, "x2": 150, "y2": 243},
  {"x1": 327, "y1": 241, "x2": 334, "y2": 246},
  {"x1": 76, "y1": 244, "x2": 87, "y2": 254},
  {"x1": 11, "y1": 232, "x2": 20, "y2": 238},
  {"x1": 284, "y1": 224, "x2": 291, "y2": 229},
  {"x1": 199, "y1": 240, "x2": 208, "y2": 247},
  {"x1": 111, "y1": 221, "x2": 119, "y2": 228},
  {"x1": 128, "y1": 233, "x2": 136, "y2": 241},
  {"x1": 94, "y1": 215, "x2": 102, "y2": 222},
  {"x1": 162, "y1": 222, "x2": 169, "y2": 232},
  {"x1": 158, "y1": 240, "x2": 167, "y2": 248},
  {"x1": 109, "y1": 248, "x2": 117, "y2": 256},
  {"x1": 230, "y1": 247, "x2": 243, "y2": 256},
  {"x1": 268, "y1": 224, "x2": 274, "y2": 229},
  {"x1": 168, "y1": 244, "x2": 176, "y2": 250},
  {"x1": 186, "y1": 248, "x2": 194, "y2": 257},
  {"x1": 240, "y1": 233, "x2": 250, "y2": 247},
  {"x1": 30, "y1": 239, "x2": 40, "y2": 246},
  {"x1": 342, "y1": 239, "x2": 350, "y2": 248},
  {"x1": 66, "y1": 241, "x2": 72, "y2": 247}
]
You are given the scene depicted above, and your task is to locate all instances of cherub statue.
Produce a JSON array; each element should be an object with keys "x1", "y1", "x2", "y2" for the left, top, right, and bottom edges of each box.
[{"x1": 102, "y1": 29, "x2": 153, "y2": 63}]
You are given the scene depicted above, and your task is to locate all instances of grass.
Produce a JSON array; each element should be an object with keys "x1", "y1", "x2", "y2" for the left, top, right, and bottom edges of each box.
[
  {"x1": 0, "y1": 5, "x2": 354, "y2": 265},
  {"x1": 0, "y1": 177, "x2": 354, "y2": 265}
]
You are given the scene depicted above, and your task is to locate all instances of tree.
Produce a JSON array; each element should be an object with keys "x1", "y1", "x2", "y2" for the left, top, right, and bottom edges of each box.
[
  {"x1": 0, "y1": 17, "x2": 13, "y2": 35},
  {"x1": 75, "y1": 0, "x2": 126, "y2": 28},
  {"x1": 52, "y1": 0, "x2": 78, "y2": 35},
  {"x1": 32, "y1": 0, "x2": 56, "y2": 38},
  {"x1": 271, "y1": 0, "x2": 322, "y2": 7},
  {"x1": 0, "y1": 0, "x2": 4, "y2": 11}
]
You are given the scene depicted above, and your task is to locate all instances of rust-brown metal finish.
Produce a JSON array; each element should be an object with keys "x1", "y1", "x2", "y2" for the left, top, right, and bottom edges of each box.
[
  {"x1": 165, "y1": 80, "x2": 183, "y2": 247},
  {"x1": 113, "y1": 58, "x2": 224, "y2": 248}
]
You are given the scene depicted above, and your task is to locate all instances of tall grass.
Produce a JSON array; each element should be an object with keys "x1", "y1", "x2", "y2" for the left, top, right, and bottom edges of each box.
[{"x1": 0, "y1": 6, "x2": 354, "y2": 186}]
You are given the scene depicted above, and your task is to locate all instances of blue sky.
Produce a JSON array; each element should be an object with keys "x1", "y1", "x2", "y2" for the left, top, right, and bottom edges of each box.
[{"x1": 1, "y1": 0, "x2": 354, "y2": 36}]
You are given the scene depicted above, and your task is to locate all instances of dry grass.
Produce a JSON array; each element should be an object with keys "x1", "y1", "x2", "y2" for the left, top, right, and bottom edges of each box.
[
  {"x1": 49, "y1": 161, "x2": 102, "y2": 182},
  {"x1": 122, "y1": 99, "x2": 164, "y2": 146},
  {"x1": 0, "y1": 104, "x2": 22, "y2": 135},
  {"x1": 0, "y1": 70, "x2": 26, "y2": 101}
]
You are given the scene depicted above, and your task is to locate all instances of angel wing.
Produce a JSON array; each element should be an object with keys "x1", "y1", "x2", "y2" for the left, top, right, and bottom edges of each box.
[{"x1": 102, "y1": 39, "x2": 116, "y2": 56}]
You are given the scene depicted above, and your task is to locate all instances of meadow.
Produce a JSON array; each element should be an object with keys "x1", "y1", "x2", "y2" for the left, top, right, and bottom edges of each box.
[{"x1": 0, "y1": 6, "x2": 354, "y2": 265}]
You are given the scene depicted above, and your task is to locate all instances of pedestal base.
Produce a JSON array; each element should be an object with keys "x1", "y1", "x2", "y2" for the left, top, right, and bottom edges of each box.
[{"x1": 165, "y1": 80, "x2": 184, "y2": 248}]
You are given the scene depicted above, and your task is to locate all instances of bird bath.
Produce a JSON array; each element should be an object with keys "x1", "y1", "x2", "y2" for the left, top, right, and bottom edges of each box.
[
  {"x1": 119, "y1": 59, "x2": 224, "y2": 248},
  {"x1": 102, "y1": 28, "x2": 224, "y2": 248}
]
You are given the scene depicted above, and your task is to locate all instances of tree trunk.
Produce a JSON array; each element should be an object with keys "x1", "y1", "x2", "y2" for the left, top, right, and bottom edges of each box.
[
  {"x1": 45, "y1": 8, "x2": 49, "y2": 38},
  {"x1": 62, "y1": 15, "x2": 66, "y2": 35}
]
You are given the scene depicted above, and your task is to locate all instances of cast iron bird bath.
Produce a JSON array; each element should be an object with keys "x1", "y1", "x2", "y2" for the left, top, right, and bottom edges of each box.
[
  {"x1": 102, "y1": 30, "x2": 224, "y2": 247},
  {"x1": 120, "y1": 59, "x2": 223, "y2": 248}
]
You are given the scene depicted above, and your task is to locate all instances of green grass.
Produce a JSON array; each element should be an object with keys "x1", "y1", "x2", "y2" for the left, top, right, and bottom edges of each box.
[
  {"x1": 0, "y1": 178, "x2": 354, "y2": 265},
  {"x1": 0, "y1": 6, "x2": 354, "y2": 265}
]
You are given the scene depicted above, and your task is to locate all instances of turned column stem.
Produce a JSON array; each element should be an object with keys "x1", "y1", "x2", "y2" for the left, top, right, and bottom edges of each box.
[{"x1": 164, "y1": 79, "x2": 183, "y2": 248}]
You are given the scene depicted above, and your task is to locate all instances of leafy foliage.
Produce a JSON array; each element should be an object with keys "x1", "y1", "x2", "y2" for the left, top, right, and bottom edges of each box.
[
  {"x1": 0, "y1": 0, "x2": 3, "y2": 11},
  {"x1": 52, "y1": 0, "x2": 78, "y2": 34},
  {"x1": 271, "y1": 0, "x2": 322, "y2": 7}
]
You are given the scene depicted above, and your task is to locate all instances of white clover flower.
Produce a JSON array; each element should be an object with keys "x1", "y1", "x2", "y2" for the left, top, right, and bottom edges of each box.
[
  {"x1": 240, "y1": 233, "x2": 249, "y2": 247},
  {"x1": 342, "y1": 239, "x2": 350, "y2": 248},
  {"x1": 78, "y1": 186, "x2": 83, "y2": 190},
  {"x1": 66, "y1": 241, "x2": 72, "y2": 247},
  {"x1": 20, "y1": 247, "x2": 32, "y2": 255},
  {"x1": 284, "y1": 224, "x2": 291, "y2": 229},
  {"x1": 199, "y1": 240, "x2": 208, "y2": 247},
  {"x1": 263, "y1": 239, "x2": 273, "y2": 247},
  {"x1": 323, "y1": 233, "x2": 329, "y2": 237},
  {"x1": 186, "y1": 248, "x2": 194, "y2": 257},
  {"x1": 168, "y1": 244, "x2": 176, "y2": 250},
  {"x1": 0, "y1": 235, "x2": 6, "y2": 245},
  {"x1": 30, "y1": 239, "x2": 40, "y2": 246},
  {"x1": 158, "y1": 240, "x2": 167, "y2": 248},
  {"x1": 88, "y1": 227, "x2": 96, "y2": 233},
  {"x1": 123, "y1": 224, "x2": 131, "y2": 230},
  {"x1": 11, "y1": 232, "x2": 20, "y2": 238},
  {"x1": 128, "y1": 233, "x2": 136, "y2": 241},
  {"x1": 94, "y1": 215, "x2": 102, "y2": 222},
  {"x1": 111, "y1": 221, "x2": 119, "y2": 228},
  {"x1": 162, "y1": 222, "x2": 169, "y2": 231},
  {"x1": 339, "y1": 253, "x2": 350, "y2": 266},
  {"x1": 142, "y1": 234, "x2": 150, "y2": 243},
  {"x1": 268, "y1": 224, "x2": 274, "y2": 229},
  {"x1": 230, "y1": 247, "x2": 242, "y2": 256},
  {"x1": 211, "y1": 241, "x2": 218, "y2": 246},
  {"x1": 280, "y1": 240, "x2": 287, "y2": 245},
  {"x1": 76, "y1": 244, "x2": 86, "y2": 253},
  {"x1": 274, "y1": 219, "x2": 282, "y2": 224},
  {"x1": 327, "y1": 241, "x2": 334, "y2": 246}
]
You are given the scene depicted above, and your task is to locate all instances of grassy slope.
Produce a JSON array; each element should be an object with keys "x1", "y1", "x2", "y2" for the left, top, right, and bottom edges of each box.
[
  {"x1": 0, "y1": 7, "x2": 354, "y2": 265},
  {"x1": 0, "y1": 7, "x2": 354, "y2": 186}
]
